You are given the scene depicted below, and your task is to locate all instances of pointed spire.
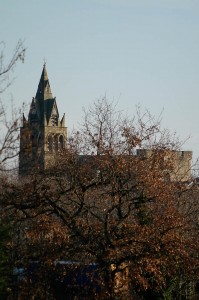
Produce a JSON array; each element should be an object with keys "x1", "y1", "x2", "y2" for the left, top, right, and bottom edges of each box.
[
  {"x1": 60, "y1": 113, "x2": 65, "y2": 127},
  {"x1": 22, "y1": 113, "x2": 27, "y2": 126},
  {"x1": 35, "y1": 63, "x2": 53, "y2": 101},
  {"x1": 43, "y1": 63, "x2": 48, "y2": 80}
]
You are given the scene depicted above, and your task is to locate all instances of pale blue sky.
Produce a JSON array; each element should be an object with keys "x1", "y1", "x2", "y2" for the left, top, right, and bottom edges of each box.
[{"x1": 1, "y1": 0, "x2": 199, "y2": 160}]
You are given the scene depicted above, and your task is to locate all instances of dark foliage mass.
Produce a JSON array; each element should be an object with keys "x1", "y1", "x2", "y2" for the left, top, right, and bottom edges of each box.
[{"x1": 0, "y1": 43, "x2": 199, "y2": 299}]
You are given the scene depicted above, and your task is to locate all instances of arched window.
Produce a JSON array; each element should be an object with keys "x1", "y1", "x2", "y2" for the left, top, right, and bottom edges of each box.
[
  {"x1": 59, "y1": 135, "x2": 64, "y2": 150},
  {"x1": 48, "y1": 135, "x2": 53, "y2": 151},
  {"x1": 54, "y1": 135, "x2": 59, "y2": 151}
]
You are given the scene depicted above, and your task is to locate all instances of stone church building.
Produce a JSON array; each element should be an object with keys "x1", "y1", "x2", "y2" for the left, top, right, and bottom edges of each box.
[
  {"x1": 19, "y1": 64, "x2": 67, "y2": 175},
  {"x1": 19, "y1": 65, "x2": 192, "y2": 181}
]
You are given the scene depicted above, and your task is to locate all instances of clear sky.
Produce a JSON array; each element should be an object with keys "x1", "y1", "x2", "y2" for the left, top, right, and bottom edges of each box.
[{"x1": 1, "y1": 0, "x2": 199, "y2": 161}]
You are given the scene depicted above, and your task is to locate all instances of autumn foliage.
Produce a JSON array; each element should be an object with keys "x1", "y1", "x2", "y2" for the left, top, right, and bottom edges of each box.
[{"x1": 1, "y1": 99, "x2": 199, "y2": 299}]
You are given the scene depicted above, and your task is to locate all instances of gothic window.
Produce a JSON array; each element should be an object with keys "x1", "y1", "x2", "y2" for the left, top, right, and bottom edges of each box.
[
  {"x1": 59, "y1": 135, "x2": 64, "y2": 150},
  {"x1": 54, "y1": 135, "x2": 59, "y2": 151},
  {"x1": 48, "y1": 135, "x2": 53, "y2": 151}
]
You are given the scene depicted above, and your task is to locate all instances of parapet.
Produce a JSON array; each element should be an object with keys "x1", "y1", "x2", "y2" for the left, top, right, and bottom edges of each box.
[{"x1": 136, "y1": 149, "x2": 192, "y2": 182}]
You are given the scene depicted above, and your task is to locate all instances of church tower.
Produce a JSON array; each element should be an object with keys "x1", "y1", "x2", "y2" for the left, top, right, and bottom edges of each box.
[{"x1": 19, "y1": 64, "x2": 67, "y2": 175}]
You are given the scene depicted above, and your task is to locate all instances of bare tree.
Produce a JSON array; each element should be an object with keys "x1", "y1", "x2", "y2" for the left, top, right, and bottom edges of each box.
[
  {"x1": 0, "y1": 40, "x2": 25, "y2": 299},
  {"x1": 0, "y1": 40, "x2": 25, "y2": 94},
  {"x1": 2, "y1": 98, "x2": 199, "y2": 299},
  {"x1": 0, "y1": 40, "x2": 25, "y2": 172}
]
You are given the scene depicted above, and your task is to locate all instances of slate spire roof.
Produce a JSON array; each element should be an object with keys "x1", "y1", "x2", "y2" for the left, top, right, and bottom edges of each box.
[
  {"x1": 35, "y1": 63, "x2": 53, "y2": 101},
  {"x1": 28, "y1": 64, "x2": 59, "y2": 126}
]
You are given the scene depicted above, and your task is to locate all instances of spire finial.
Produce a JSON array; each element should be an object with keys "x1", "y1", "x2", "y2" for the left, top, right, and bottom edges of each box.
[{"x1": 43, "y1": 57, "x2": 46, "y2": 67}]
